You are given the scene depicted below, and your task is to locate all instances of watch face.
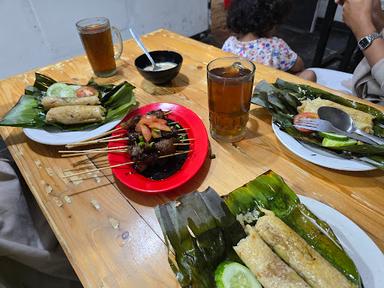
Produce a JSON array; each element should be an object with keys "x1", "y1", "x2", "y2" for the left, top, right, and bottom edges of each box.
[
  {"x1": 359, "y1": 38, "x2": 369, "y2": 48},
  {"x1": 359, "y1": 38, "x2": 370, "y2": 49}
]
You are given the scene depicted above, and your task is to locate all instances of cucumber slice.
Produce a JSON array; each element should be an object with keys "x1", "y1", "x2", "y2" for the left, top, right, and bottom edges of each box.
[
  {"x1": 322, "y1": 137, "x2": 357, "y2": 147},
  {"x1": 319, "y1": 132, "x2": 348, "y2": 141},
  {"x1": 47, "y1": 83, "x2": 76, "y2": 98},
  {"x1": 215, "y1": 261, "x2": 261, "y2": 288}
]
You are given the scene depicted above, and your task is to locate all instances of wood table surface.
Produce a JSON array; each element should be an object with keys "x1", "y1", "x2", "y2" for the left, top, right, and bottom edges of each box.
[{"x1": 0, "y1": 29, "x2": 383, "y2": 288}]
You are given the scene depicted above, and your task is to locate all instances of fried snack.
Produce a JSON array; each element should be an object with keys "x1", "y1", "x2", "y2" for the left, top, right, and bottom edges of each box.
[
  {"x1": 45, "y1": 105, "x2": 105, "y2": 125},
  {"x1": 234, "y1": 225, "x2": 310, "y2": 288},
  {"x1": 41, "y1": 96, "x2": 100, "y2": 110},
  {"x1": 255, "y1": 212, "x2": 357, "y2": 288}
]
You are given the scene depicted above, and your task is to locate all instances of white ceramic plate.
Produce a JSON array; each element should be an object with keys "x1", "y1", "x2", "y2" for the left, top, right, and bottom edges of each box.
[
  {"x1": 272, "y1": 123, "x2": 375, "y2": 171},
  {"x1": 23, "y1": 119, "x2": 120, "y2": 146},
  {"x1": 300, "y1": 195, "x2": 384, "y2": 288}
]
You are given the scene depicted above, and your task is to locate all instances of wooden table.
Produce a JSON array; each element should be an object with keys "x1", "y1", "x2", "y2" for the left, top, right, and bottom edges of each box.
[{"x1": 0, "y1": 29, "x2": 383, "y2": 288}]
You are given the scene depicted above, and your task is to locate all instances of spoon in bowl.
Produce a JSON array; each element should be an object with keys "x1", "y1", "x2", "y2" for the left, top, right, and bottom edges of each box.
[
  {"x1": 318, "y1": 106, "x2": 384, "y2": 145},
  {"x1": 129, "y1": 28, "x2": 160, "y2": 71}
]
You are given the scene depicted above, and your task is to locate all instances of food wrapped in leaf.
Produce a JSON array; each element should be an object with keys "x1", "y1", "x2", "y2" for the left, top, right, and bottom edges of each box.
[
  {"x1": 156, "y1": 171, "x2": 363, "y2": 288},
  {"x1": 252, "y1": 79, "x2": 384, "y2": 169},
  {"x1": 234, "y1": 225, "x2": 310, "y2": 288},
  {"x1": 255, "y1": 211, "x2": 357, "y2": 288},
  {"x1": 155, "y1": 188, "x2": 246, "y2": 287},
  {"x1": 0, "y1": 73, "x2": 137, "y2": 130}
]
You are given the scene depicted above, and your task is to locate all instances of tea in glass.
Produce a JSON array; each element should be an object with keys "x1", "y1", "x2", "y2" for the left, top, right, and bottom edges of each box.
[
  {"x1": 207, "y1": 57, "x2": 255, "y2": 142},
  {"x1": 76, "y1": 17, "x2": 123, "y2": 78}
]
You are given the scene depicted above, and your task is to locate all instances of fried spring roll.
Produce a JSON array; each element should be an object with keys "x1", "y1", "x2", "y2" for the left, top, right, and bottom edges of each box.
[
  {"x1": 41, "y1": 96, "x2": 100, "y2": 110},
  {"x1": 45, "y1": 105, "x2": 106, "y2": 125},
  {"x1": 255, "y1": 213, "x2": 357, "y2": 288},
  {"x1": 234, "y1": 225, "x2": 310, "y2": 288}
]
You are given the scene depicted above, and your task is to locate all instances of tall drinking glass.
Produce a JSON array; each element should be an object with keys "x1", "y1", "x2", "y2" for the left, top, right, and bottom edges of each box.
[
  {"x1": 76, "y1": 17, "x2": 123, "y2": 78},
  {"x1": 207, "y1": 57, "x2": 255, "y2": 142}
]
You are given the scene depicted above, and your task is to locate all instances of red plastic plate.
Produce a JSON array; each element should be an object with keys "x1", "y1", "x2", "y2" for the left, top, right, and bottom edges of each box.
[{"x1": 108, "y1": 103, "x2": 209, "y2": 193}]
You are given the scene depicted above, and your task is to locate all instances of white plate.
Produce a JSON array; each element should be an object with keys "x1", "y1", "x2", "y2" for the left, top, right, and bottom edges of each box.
[
  {"x1": 23, "y1": 119, "x2": 121, "y2": 146},
  {"x1": 300, "y1": 195, "x2": 384, "y2": 288},
  {"x1": 272, "y1": 123, "x2": 375, "y2": 171}
]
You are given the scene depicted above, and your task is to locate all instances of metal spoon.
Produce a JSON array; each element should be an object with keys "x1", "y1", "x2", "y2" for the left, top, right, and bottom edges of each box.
[
  {"x1": 129, "y1": 28, "x2": 160, "y2": 71},
  {"x1": 318, "y1": 106, "x2": 384, "y2": 145}
]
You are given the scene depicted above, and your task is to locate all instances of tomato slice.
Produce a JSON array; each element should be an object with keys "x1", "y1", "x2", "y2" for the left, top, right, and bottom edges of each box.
[
  {"x1": 293, "y1": 112, "x2": 319, "y2": 133},
  {"x1": 76, "y1": 86, "x2": 98, "y2": 97},
  {"x1": 135, "y1": 124, "x2": 152, "y2": 142}
]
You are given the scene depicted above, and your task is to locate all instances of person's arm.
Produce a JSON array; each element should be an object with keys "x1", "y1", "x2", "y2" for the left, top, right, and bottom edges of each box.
[
  {"x1": 288, "y1": 56, "x2": 305, "y2": 73},
  {"x1": 342, "y1": 0, "x2": 384, "y2": 67},
  {"x1": 372, "y1": 0, "x2": 384, "y2": 31}
]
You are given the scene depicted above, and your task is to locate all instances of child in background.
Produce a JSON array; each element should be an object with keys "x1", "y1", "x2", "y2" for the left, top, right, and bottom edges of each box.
[{"x1": 222, "y1": 0, "x2": 316, "y2": 82}]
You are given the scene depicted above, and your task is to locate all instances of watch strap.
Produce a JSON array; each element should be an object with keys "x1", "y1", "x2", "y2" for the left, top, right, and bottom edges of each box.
[{"x1": 358, "y1": 32, "x2": 382, "y2": 51}]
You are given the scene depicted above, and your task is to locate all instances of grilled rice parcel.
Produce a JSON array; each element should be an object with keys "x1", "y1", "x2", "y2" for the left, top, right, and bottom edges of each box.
[{"x1": 155, "y1": 171, "x2": 363, "y2": 288}]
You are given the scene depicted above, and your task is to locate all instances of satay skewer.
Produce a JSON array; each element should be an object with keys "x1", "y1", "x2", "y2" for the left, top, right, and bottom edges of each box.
[
  {"x1": 65, "y1": 109, "x2": 173, "y2": 147},
  {"x1": 65, "y1": 134, "x2": 126, "y2": 148},
  {"x1": 62, "y1": 150, "x2": 191, "y2": 178},
  {"x1": 65, "y1": 129, "x2": 190, "y2": 148},
  {"x1": 59, "y1": 141, "x2": 193, "y2": 157}
]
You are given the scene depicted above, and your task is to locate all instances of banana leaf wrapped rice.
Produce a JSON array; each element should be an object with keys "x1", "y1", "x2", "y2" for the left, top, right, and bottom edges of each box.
[
  {"x1": 252, "y1": 79, "x2": 384, "y2": 169},
  {"x1": 155, "y1": 170, "x2": 363, "y2": 288},
  {"x1": 0, "y1": 73, "x2": 137, "y2": 130}
]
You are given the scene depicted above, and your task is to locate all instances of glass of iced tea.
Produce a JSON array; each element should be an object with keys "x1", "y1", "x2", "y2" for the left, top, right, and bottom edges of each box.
[
  {"x1": 76, "y1": 17, "x2": 123, "y2": 78},
  {"x1": 207, "y1": 57, "x2": 255, "y2": 142}
]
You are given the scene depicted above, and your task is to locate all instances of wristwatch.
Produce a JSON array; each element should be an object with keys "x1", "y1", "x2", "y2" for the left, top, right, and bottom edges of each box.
[{"x1": 358, "y1": 32, "x2": 382, "y2": 51}]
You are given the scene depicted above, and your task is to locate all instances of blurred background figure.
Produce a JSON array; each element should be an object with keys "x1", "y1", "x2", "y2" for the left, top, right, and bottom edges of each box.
[
  {"x1": 336, "y1": 0, "x2": 384, "y2": 104},
  {"x1": 222, "y1": 0, "x2": 317, "y2": 82}
]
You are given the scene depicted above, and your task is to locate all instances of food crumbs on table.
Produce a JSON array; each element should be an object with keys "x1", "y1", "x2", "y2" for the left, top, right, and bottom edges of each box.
[
  {"x1": 43, "y1": 182, "x2": 53, "y2": 195},
  {"x1": 91, "y1": 199, "x2": 101, "y2": 211},
  {"x1": 63, "y1": 195, "x2": 72, "y2": 204},
  {"x1": 109, "y1": 217, "x2": 120, "y2": 230},
  {"x1": 45, "y1": 167, "x2": 55, "y2": 176},
  {"x1": 53, "y1": 197, "x2": 64, "y2": 207},
  {"x1": 116, "y1": 231, "x2": 130, "y2": 247},
  {"x1": 121, "y1": 231, "x2": 129, "y2": 240},
  {"x1": 34, "y1": 160, "x2": 42, "y2": 169},
  {"x1": 94, "y1": 176, "x2": 101, "y2": 183}
]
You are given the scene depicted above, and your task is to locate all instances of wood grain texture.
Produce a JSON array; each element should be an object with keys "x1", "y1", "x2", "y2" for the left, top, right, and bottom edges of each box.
[{"x1": 0, "y1": 29, "x2": 383, "y2": 288}]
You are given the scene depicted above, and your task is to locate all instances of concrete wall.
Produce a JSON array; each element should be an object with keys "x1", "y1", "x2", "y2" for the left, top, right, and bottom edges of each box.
[{"x1": 0, "y1": 0, "x2": 209, "y2": 79}]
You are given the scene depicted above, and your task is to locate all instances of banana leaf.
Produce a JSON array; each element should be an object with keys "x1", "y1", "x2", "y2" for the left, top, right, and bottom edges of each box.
[
  {"x1": 155, "y1": 188, "x2": 246, "y2": 288},
  {"x1": 252, "y1": 80, "x2": 384, "y2": 169},
  {"x1": 0, "y1": 73, "x2": 137, "y2": 131},
  {"x1": 156, "y1": 171, "x2": 363, "y2": 287},
  {"x1": 223, "y1": 170, "x2": 362, "y2": 287}
]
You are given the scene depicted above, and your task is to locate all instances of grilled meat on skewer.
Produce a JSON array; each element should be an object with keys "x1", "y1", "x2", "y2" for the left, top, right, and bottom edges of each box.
[
  {"x1": 147, "y1": 109, "x2": 165, "y2": 119},
  {"x1": 155, "y1": 138, "x2": 176, "y2": 156}
]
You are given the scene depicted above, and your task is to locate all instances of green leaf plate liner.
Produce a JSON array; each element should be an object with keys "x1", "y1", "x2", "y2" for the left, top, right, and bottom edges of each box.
[{"x1": 0, "y1": 73, "x2": 137, "y2": 131}]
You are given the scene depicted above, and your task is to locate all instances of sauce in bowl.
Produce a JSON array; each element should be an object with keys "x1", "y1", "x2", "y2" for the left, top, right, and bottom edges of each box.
[{"x1": 144, "y1": 62, "x2": 177, "y2": 72}]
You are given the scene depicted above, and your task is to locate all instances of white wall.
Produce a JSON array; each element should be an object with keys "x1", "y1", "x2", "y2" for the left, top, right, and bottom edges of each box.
[{"x1": 0, "y1": 0, "x2": 209, "y2": 79}]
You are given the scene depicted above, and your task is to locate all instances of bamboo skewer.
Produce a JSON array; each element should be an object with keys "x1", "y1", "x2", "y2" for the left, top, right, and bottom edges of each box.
[
  {"x1": 65, "y1": 134, "x2": 125, "y2": 148},
  {"x1": 65, "y1": 130, "x2": 189, "y2": 148},
  {"x1": 59, "y1": 145, "x2": 128, "y2": 154},
  {"x1": 61, "y1": 150, "x2": 128, "y2": 157},
  {"x1": 63, "y1": 150, "x2": 191, "y2": 178},
  {"x1": 60, "y1": 141, "x2": 193, "y2": 157}
]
